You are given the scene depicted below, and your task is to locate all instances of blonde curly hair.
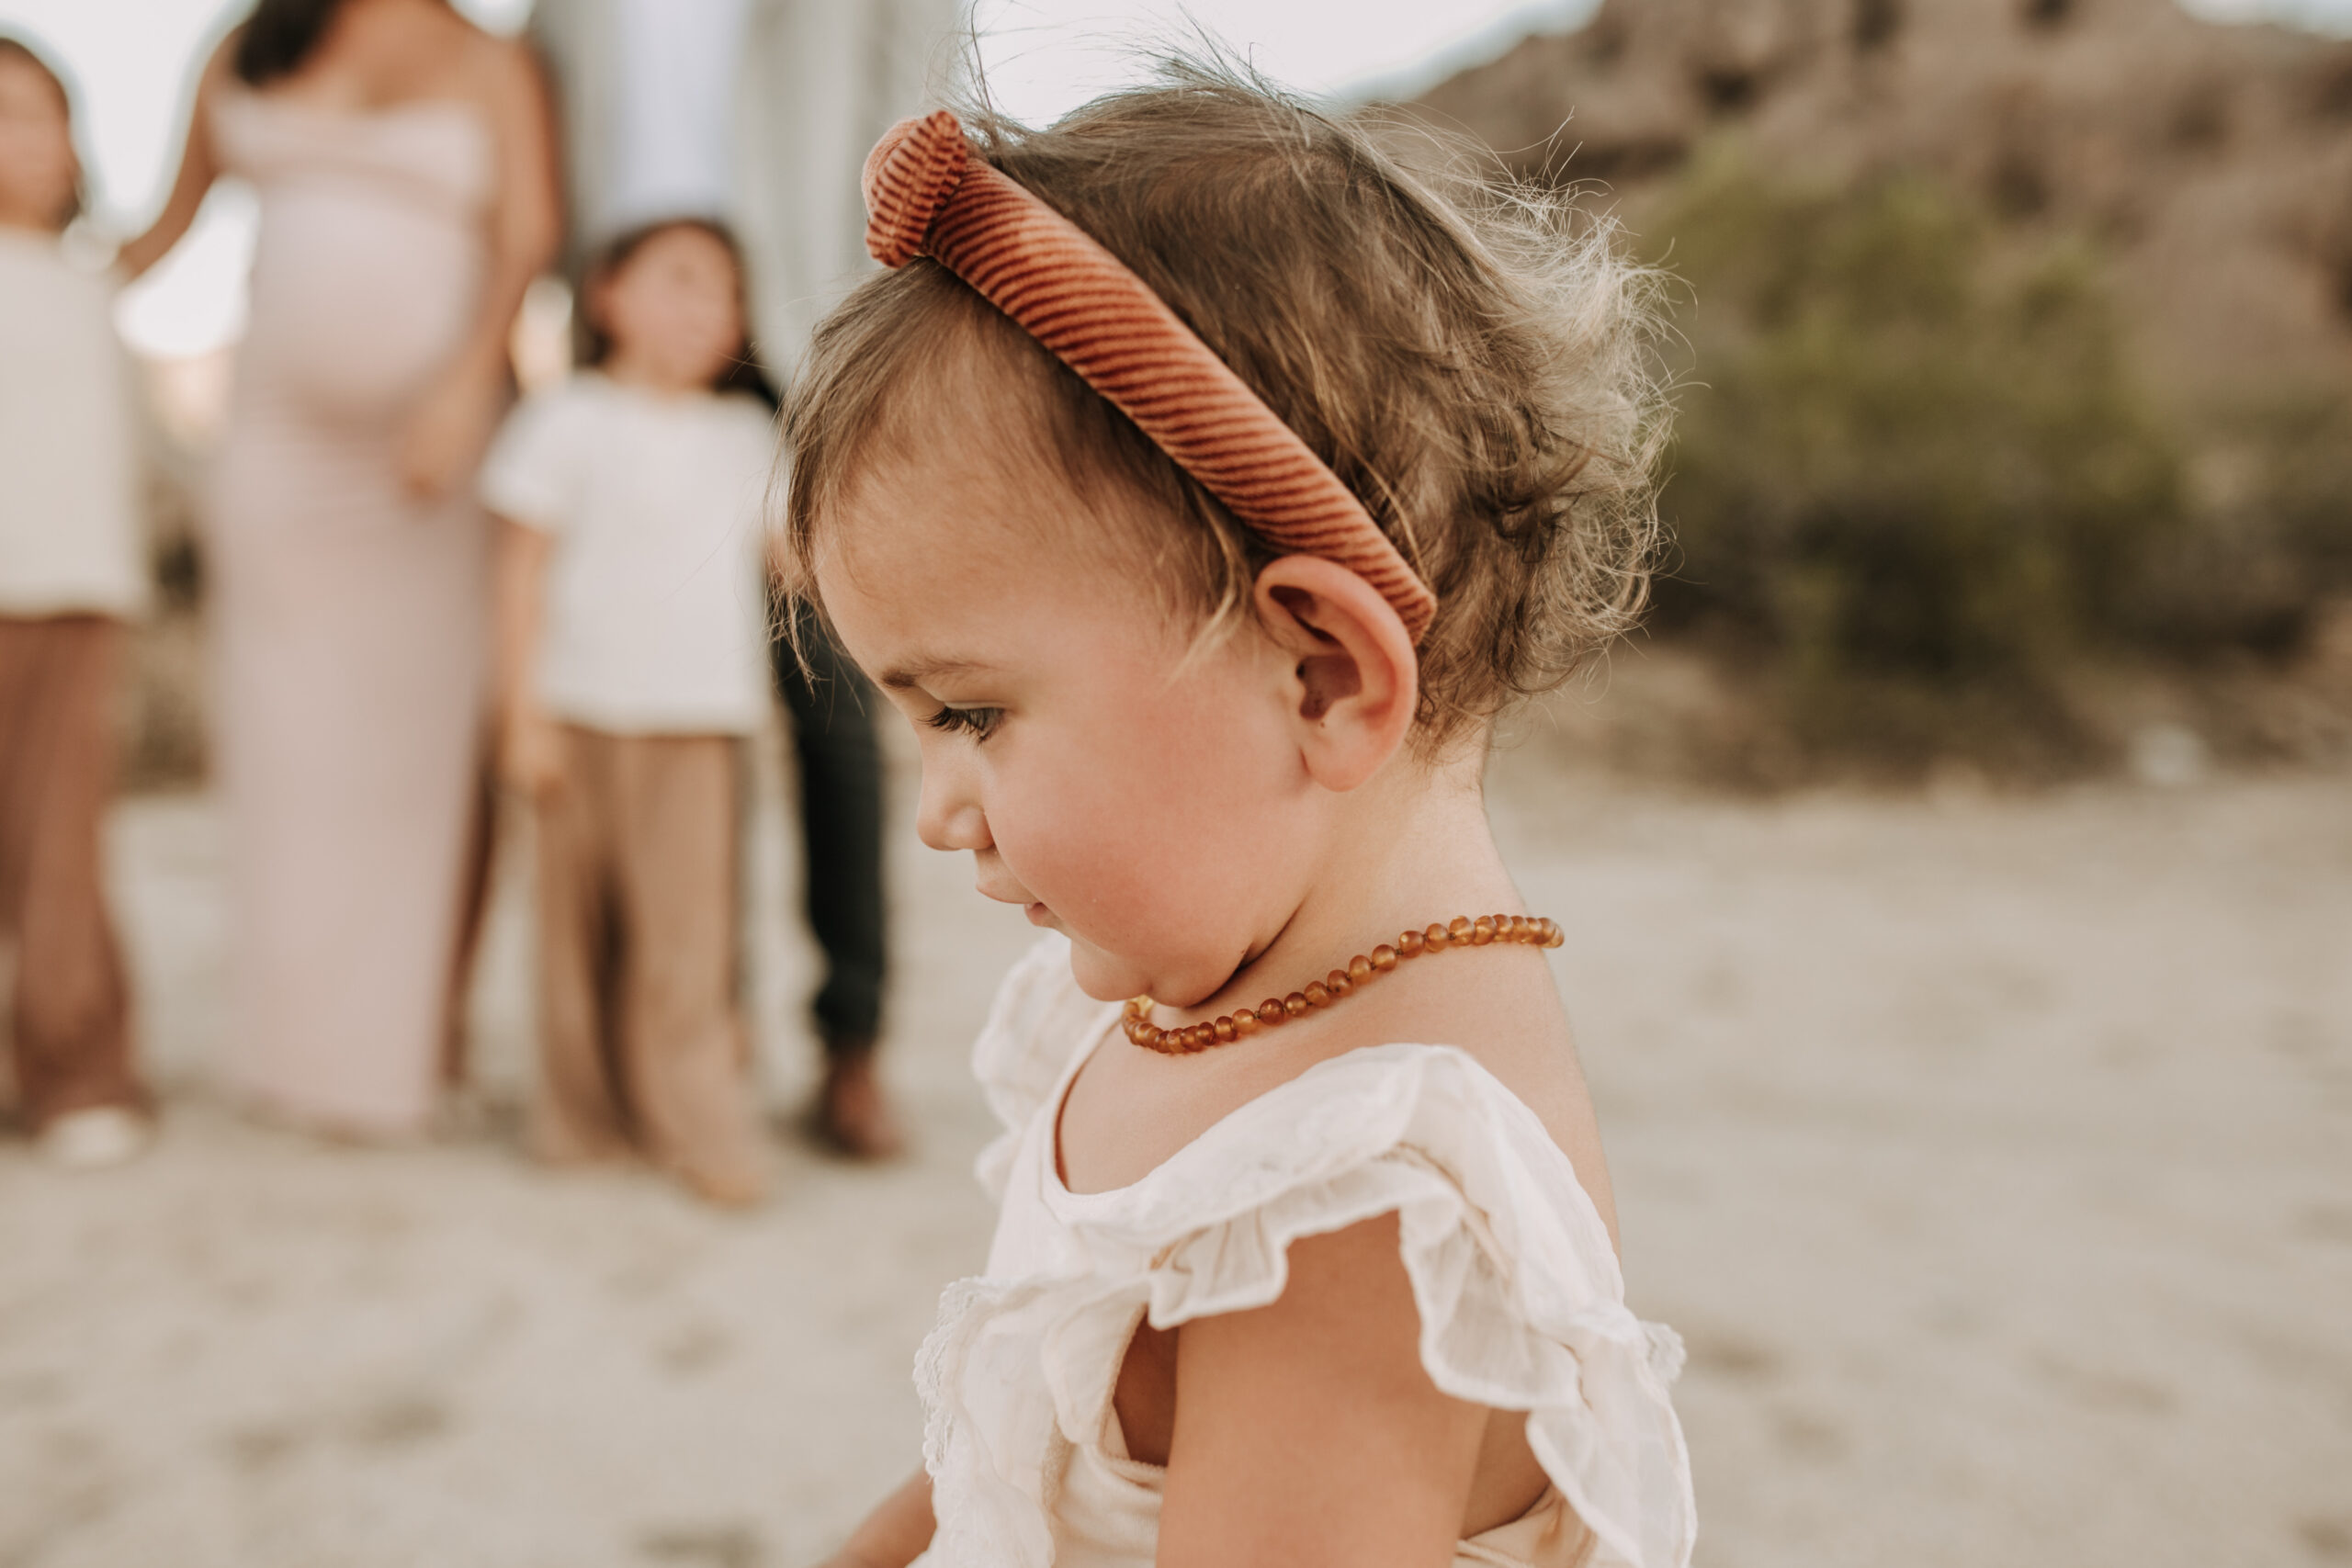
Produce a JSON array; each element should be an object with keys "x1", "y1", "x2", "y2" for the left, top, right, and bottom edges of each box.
[{"x1": 782, "y1": 56, "x2": 1669, "y2": 749}]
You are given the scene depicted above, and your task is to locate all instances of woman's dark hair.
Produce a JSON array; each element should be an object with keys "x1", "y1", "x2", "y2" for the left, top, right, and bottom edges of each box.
[
  {"x1": 233, "y1": 0, "x2": 353, "y2": 86},
  {"x1": 578, "y1": 218, "x2": 781, "y2": 410},
  {"x1": 0, "y1": 33, "x2": 86, "y2": 227}
]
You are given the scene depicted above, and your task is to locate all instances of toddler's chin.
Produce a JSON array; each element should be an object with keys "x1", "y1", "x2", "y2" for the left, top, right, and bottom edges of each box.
[
  {"x1": 1063, "y1": 938, "x2": 1153, "y2": 1005},
  {"x1": 1063, "y1": 936, "x2": 1240, "y2": 1010}
]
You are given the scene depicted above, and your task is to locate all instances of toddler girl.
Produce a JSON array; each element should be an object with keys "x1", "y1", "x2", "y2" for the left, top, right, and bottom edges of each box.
[
  {"x1": 0, "y1": 33, "x2": 151, "y2": 1168},
  {"x1": 479, "y1": 218, "x2": 775, "y2": 1206},
  {"x1": 785, "y1": 64, "x2": 1694, "y2": 1568}
]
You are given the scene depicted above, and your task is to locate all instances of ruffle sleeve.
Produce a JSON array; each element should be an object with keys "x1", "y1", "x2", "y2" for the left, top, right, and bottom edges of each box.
[{"x1": 921, "y1": 1041, "x2": 1695, "y2": 1568}]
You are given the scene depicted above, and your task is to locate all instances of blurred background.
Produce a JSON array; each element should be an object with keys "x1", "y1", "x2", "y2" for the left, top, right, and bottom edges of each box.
[{"x1": 0, "y1": 1, "x2": 2346, "y2": 1566}]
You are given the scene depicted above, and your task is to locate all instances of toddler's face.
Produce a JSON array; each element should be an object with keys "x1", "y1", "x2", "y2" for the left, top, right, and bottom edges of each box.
[
  {"x1": 816, "y1": 423, "x2": 1341, "y2": 1008},
  {"x1": 595, "y1": 224, "x2": 746, "y2": 392},
  {"x1": 0, "y1": 54, "x2": 75, "y2": 232}
]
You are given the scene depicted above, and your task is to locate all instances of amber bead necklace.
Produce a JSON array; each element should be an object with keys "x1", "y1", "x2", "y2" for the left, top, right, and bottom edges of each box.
[{"x1": 1123, "y1": 913, "x2": 1566, "y2": 1055}]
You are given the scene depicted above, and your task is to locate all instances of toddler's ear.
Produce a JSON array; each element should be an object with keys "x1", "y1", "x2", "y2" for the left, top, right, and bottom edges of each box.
[{"x1": 1251, "y1": 557, "x2": 1420, "y2": 791}]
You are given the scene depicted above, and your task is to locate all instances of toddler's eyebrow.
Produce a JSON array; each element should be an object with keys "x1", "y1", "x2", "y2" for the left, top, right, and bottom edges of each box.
[{"x1": 878, "y1": 657, "x2": 992, "y2": 693}]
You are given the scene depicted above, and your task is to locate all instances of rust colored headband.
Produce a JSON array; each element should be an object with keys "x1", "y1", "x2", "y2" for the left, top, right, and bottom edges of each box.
[{"x1": 861, "y1": 109, "x2": 1439, "y2": 645}]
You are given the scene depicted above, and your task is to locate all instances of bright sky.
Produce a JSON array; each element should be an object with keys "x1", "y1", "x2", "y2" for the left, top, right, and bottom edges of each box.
[{"x1": 3, "y1": 0, "x2": 2347, "y2": 358}]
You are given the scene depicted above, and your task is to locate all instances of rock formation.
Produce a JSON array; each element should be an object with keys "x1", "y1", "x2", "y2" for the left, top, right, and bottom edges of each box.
[{"x1": 1416, "y1": 0, "x2": 2352, "y2": 399}]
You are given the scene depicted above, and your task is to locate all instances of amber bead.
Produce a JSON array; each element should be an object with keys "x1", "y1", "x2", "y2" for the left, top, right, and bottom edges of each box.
[{"x1": 1125, "y1": 911, "x2": 1561, "y2": 1053}]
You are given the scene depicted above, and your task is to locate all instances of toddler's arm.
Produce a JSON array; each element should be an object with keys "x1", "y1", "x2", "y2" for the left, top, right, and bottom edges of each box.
[
  {"x1": 1156, "y1": 1213, "x2": 1491, "y2": 1568},
  {"x1": 817, "y1": 1469, "x2": 933, "y2": 1568},
  {"x1": 492, "y1": 517, "x2": 561, "y2": 795}
]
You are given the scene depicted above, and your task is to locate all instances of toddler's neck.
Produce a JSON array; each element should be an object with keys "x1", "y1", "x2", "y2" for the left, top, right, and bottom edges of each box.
[
  {"x1": 1189, "y1": 750, "x2": 1521, "y2": 1021},
  {"x1": 598, "y1": 353, "x2": 716, "y2": 400}
]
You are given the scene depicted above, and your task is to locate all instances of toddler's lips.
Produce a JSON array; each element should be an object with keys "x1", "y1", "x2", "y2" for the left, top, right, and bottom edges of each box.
[
  {"x1": 975, "y1": 877, "x2": 1034, "y2": 908},
  {"x1": 1023, "y1": 902, "x2": 1055, "y2": 928}
]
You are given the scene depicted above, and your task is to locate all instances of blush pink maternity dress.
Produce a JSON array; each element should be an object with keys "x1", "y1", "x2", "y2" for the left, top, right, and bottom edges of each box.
[{"x1": 206, "y1": 92, "x2": 493, "y2": 1135}]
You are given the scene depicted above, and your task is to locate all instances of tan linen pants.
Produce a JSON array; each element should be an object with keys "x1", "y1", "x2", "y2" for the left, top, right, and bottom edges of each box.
[
  {"x1": 533, "y1": 726, "x2": 767, "y2": 1202},
  {"x1": 0, "y1": 615, "x2": 141, "y2": 1129}
]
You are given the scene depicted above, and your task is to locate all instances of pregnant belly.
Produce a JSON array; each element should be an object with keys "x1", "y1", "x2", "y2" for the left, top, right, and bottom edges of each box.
[{"x1": 241, "y1": 195, "x2": 483, "y2": 424}]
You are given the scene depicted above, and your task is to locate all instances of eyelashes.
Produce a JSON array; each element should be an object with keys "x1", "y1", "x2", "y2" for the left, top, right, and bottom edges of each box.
[{"x1": 925, "y1": 705, "x2": 1003, "y2": 741}]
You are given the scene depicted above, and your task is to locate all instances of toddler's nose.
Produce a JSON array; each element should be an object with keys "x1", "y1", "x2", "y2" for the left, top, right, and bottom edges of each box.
[{"x1": 915, "y1": 779, "x2": 990, "y2": 855}]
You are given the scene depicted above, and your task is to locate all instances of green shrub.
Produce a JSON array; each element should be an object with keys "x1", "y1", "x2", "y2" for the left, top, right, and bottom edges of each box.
[
  {"x1": 1646, "y1": 145, "x2": 2186, "y2": 767},
  {"x1": 2129, "y1": 392, "x2": 2352, "y2": 657}
]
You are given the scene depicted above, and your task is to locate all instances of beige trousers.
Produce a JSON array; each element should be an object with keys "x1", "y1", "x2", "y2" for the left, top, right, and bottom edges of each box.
[
  {"x1": 532, "y1": 726, "x2": 767, "y2": 1201},
  {"x1": 0, "y1": 615, "x2": 141, "y2": 1129}
]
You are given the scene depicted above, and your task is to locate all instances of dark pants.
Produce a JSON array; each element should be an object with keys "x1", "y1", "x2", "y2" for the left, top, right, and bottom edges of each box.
[{"x1": 773, "y1": 606, "x2": 887, "y2": 1053}]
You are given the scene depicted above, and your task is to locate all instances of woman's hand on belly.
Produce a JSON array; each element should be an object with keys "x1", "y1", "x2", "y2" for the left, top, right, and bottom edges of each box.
[{"x1": 400, "y1": 355, "x2": 504, "y2": 501}]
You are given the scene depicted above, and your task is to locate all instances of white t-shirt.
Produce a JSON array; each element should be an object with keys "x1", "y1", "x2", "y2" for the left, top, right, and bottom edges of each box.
[
  {"x1": 0, "y1": 229, "x2": 148, "y2": 619},
  {"x1": 479, "y1": 373, "x2": 775, "y2": 735}
]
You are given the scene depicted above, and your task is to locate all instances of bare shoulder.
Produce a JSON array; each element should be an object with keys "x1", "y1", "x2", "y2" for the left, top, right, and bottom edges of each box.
[
  {"x1": 456, "y1": 28, "x2": 543, "y2": 96},
  {"x1": 195, "y1": 28, "x2": 244, "y2": 99}
]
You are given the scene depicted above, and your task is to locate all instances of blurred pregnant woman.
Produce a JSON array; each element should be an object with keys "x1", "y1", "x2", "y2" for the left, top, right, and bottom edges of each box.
[{"x1": 121, "y1": 0, "x2": 557, "y2": 1135}]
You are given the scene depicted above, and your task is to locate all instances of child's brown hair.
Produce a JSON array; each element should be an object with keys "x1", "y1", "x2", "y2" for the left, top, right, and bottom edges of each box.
[
  {"x1": 578, "y1": 217, "x2": 781, "y2": 409},
  {"x1": 782, "y1": 57, "x2": 1668, "y2": 748}
]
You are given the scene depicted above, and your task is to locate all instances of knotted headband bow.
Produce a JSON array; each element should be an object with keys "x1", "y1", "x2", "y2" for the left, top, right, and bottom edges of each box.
[{"x1": 861, "y1": 109, "x2": 1439, "y2": 645}]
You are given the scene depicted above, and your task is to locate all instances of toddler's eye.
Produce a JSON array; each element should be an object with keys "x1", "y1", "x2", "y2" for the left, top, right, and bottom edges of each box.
[{"x1": 925, "y1": 705, "x2": 1003, "y2": 741}]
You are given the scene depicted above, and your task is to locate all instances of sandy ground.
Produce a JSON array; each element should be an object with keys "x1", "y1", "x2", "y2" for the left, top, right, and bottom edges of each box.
[{"x1": 2, "y1": 733, "x2": 2348, "y2": 1568}]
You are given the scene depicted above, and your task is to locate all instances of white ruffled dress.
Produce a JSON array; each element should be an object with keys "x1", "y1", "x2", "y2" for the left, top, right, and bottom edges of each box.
[{"x1": 913, "y1": 934, "x2": 1695, "y2": 1568}]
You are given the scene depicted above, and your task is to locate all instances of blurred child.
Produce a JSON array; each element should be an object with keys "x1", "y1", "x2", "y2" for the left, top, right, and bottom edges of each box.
[
  {"x1": 480, "y1": 219, "x2": 775, "y2": 1206},
  {"x1": 783, "y1": 73, "x2": 1694, "y2": 1568},
  {"x1": 0, "y1": 34, "x2": 151, "y2": 1168}
]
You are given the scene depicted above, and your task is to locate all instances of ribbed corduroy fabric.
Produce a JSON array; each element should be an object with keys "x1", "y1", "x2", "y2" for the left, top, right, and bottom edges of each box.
[{"x1": 861, "y1": 110, "x2": 1439, "y2": 644}]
